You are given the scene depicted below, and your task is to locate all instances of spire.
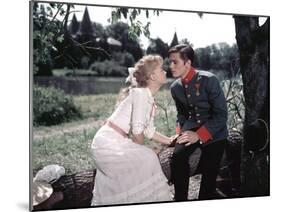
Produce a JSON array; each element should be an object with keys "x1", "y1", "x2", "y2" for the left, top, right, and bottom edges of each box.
[
  {"x1": 79, "y1": 7, "x2": 93, "y2": 35},
  {"x1": 170, "y1": 31, "x2": 179, "y2": 47},
  {"x1": 68, "y1": 13, "x2": 79, "y2": 35}
]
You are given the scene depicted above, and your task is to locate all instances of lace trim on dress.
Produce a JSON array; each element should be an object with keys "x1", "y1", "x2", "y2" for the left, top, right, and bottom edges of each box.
[{"x1": 91, "y1": 172, "x2": 172, "y2": 206}]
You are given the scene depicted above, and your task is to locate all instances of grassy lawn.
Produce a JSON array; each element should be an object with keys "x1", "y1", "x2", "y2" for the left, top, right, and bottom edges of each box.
[{"x1": 32, "y1": 89, "x2": 177, "y2": 176}]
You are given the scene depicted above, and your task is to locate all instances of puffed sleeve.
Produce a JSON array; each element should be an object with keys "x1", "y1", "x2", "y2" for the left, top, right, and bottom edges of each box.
[
  {"x1": 131, "y1": 88, "x2": 149, "y2": 135},
  {"x1": 131, "y1": 88, "x2": 156, "y2": 139}
]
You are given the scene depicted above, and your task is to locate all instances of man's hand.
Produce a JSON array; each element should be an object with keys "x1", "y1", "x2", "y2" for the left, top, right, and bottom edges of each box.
[{"x1": 176, "y1": 130, "x2": 200, "y2": 146}]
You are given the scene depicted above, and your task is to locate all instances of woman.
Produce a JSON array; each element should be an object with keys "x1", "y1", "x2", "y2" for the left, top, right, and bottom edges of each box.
[{"x1": 91, "y1": 55, "x2": 173, "y2": 206}]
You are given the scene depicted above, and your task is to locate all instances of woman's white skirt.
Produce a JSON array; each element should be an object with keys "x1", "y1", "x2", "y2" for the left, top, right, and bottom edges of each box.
[{"x1": 91, "y1": 125, "x2": 173, "y2": 206}]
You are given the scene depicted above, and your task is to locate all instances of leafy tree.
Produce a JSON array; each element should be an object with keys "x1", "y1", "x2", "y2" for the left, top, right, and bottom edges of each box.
[
  {"x1": 111, "y1": 52, "x2": 135, "y2": 67},
  {"x1": 109, "y1": 7, "x2": 162, "y2": 41},
  {"x1": 105, "y1": 22, "x2": 143, "y2": 61},
  {"x1": 33, "y1": 4, "x2": 161, "y2": 74},
  {"x1": 146, "y1": 38, "x2": 169, "y2": 58},
  {"x1": 194, "y1": 42, "x2": 239, "y2": 78},
  {"x1": 33, "y1": 2, "x2": 112, "y2": 74},
  {"x1": 93, "y1": 22, "x2": 106, "y2": 40},
  {"x1": 33, "y1": 3, "x2": 66, "y2": 75},
  {"x1": 179, "y1": 38, "x2": 193, "y2": 46},
  {"x1": 194, "y1": 46, "x2": 212, "y2": 70}
]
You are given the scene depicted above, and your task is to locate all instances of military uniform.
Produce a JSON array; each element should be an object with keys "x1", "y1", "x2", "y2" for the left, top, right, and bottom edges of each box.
[{"x1": 170, "y1": 67, "x2": 228, "y2": 200}]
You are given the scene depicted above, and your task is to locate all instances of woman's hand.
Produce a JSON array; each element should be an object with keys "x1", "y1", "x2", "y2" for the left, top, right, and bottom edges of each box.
[
  {"x1": 168, "y1": 134, "x2": 180, "y2": 147},
  {"x1": 152, "y1": 131, "x2": 177, "y2": 146},
  {"x1": 170, "y1": 134, "x2": 179, "y2": 141},
  {"x1": 176, "y1": 130, "x2": 200, "y2": 146}
]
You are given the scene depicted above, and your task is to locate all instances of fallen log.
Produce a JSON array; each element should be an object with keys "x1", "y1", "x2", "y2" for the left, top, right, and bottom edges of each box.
[
  {"x1": 33, "y1": 147, "x2": 187, "y2": 210},
  {"x1": 48, "y1": 147, "x2": 186, "y2": 210}
]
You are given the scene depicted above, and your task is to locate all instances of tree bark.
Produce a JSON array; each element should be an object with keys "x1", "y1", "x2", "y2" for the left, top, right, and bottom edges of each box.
[
  {"x1": 234, "y1": 15, "x2": 269, "y2": 196},
  {"x1": 234, "y1": 16, "x2": 269, "y2": 126}
]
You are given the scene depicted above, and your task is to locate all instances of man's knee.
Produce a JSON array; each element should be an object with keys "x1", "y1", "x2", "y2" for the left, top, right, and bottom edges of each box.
[{"x1": 173, "y1": 146, "x2": 188, "y2": 163}]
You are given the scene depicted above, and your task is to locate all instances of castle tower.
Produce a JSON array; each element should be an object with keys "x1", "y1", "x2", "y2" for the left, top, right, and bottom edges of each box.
[
  {"x1": 68, "y1": 13, "x2": 79, "y2": 36},
  {"x1": 78, "y1": 7, "x2": 94, "y2": 42},
  {"x1": 170, "y1": 31, "x2": 179, "y2": 47}
]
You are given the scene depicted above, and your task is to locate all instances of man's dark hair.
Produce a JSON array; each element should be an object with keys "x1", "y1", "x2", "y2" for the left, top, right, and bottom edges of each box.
[{"x1": 168, "y1": 44, "x2": 194, "y2": 65}]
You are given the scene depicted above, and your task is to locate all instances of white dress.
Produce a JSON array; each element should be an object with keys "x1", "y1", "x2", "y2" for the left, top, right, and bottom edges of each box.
[{"x1": 91, "y1": 87, "x2": 172, "y2": 206}]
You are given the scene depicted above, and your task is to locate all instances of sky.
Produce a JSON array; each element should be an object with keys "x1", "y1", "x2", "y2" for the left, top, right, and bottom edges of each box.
[{"x1": 68, "y1": 4, "x2": 238, "y2": 49}]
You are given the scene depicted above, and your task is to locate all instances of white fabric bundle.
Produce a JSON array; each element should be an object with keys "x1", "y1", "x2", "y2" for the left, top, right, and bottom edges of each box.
[{"x1": 34, "y1": 164, "x2": 65, "y2": 183}]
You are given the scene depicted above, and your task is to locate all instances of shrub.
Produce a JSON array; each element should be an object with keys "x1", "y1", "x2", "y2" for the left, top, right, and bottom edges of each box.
[
  {"x1": 90, "y1": 60, "x2": 127, "y2": 76},
  {"x1": 112, "y1": 52, "x2": 135, "y2": 67},
  {"x1": 33, "y1": 85, "x2": 82, "y2": 126}
]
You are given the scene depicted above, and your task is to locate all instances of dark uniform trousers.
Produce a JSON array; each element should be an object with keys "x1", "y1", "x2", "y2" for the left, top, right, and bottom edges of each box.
[{"x1": 171, "y1": 139, "x2": 226, "y2": 201}]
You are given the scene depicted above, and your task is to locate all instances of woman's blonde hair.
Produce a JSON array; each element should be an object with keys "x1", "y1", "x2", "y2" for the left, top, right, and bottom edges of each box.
[
  {"x1": 116, "y1": 54, "x2": 163, "y2": 106},
  {"x1": 133, "y1": 55, "x2": 163, "y2": 87}
]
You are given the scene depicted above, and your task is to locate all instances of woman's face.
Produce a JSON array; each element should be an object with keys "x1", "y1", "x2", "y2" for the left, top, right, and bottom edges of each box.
[{"x1": 152, "y1": 64, "x2": 167, "y2": 85}]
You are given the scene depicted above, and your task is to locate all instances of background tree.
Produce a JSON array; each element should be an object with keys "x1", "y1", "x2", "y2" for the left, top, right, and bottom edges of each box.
[
  {"x1": 105, "y1": 22, "x2": 143, "y2": 61},
  {"x1": 33, "y1": 3, "x2": 66, "y2": 75},
  {"x1": 194, "y1": 43, "x2": 239, "y2": 79},
  {"x1": 179, "y1": 38, "x2": 193, "y2": 46},
  {"x1": 109, "y1": 7, "x2": 161, "y2": 40},
  {"x1": 146, "y1": 37, "x2": 169, "y2": 58},
  {"x1": 194, "y1": 46, "x2": 212, "y2": 70}
]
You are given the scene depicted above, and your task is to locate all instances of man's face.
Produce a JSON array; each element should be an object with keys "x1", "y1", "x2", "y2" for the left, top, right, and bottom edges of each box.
[{"x1": 169, "y1": 52, "x2": 190, "y2": 78}]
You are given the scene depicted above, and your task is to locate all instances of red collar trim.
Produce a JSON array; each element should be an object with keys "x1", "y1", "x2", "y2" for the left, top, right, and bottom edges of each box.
[{"x1": 181, "y1": 67, "x2": 196, "y2": 85}]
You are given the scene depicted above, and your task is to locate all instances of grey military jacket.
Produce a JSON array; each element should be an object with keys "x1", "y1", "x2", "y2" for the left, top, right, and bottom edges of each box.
[{"x1": 170, "y1": 70, "x2": 228, "y2": 146}]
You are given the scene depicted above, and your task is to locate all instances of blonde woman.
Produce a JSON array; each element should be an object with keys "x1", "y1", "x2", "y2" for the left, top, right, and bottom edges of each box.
[{"x1": 91, "y1": 55, "x2": 173, "y2": 206}]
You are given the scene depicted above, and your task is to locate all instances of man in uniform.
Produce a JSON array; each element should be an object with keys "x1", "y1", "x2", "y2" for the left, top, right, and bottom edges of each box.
[{"x1": 168, "y1": 44, "x2": 228, "y2": 201}]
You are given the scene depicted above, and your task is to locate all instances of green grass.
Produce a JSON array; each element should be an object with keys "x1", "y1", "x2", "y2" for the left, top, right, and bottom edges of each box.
[
  {"x1": 73, "y1": 93, "x2": 117, "y2": 119},
  {"x1": 32, "y1": 128, "x2": 98, "y2": 175},
  {"x1": 32, "y1": 89, "x2": 177, "y2": 176},
  {"x1": 154, "y1": 90, "x2": 177, "y2": 136}
]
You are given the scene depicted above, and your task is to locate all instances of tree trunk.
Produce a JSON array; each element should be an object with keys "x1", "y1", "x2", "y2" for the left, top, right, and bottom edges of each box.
[{"x1": 233, "y1": 15, "x2": 269, "y2": 196}]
